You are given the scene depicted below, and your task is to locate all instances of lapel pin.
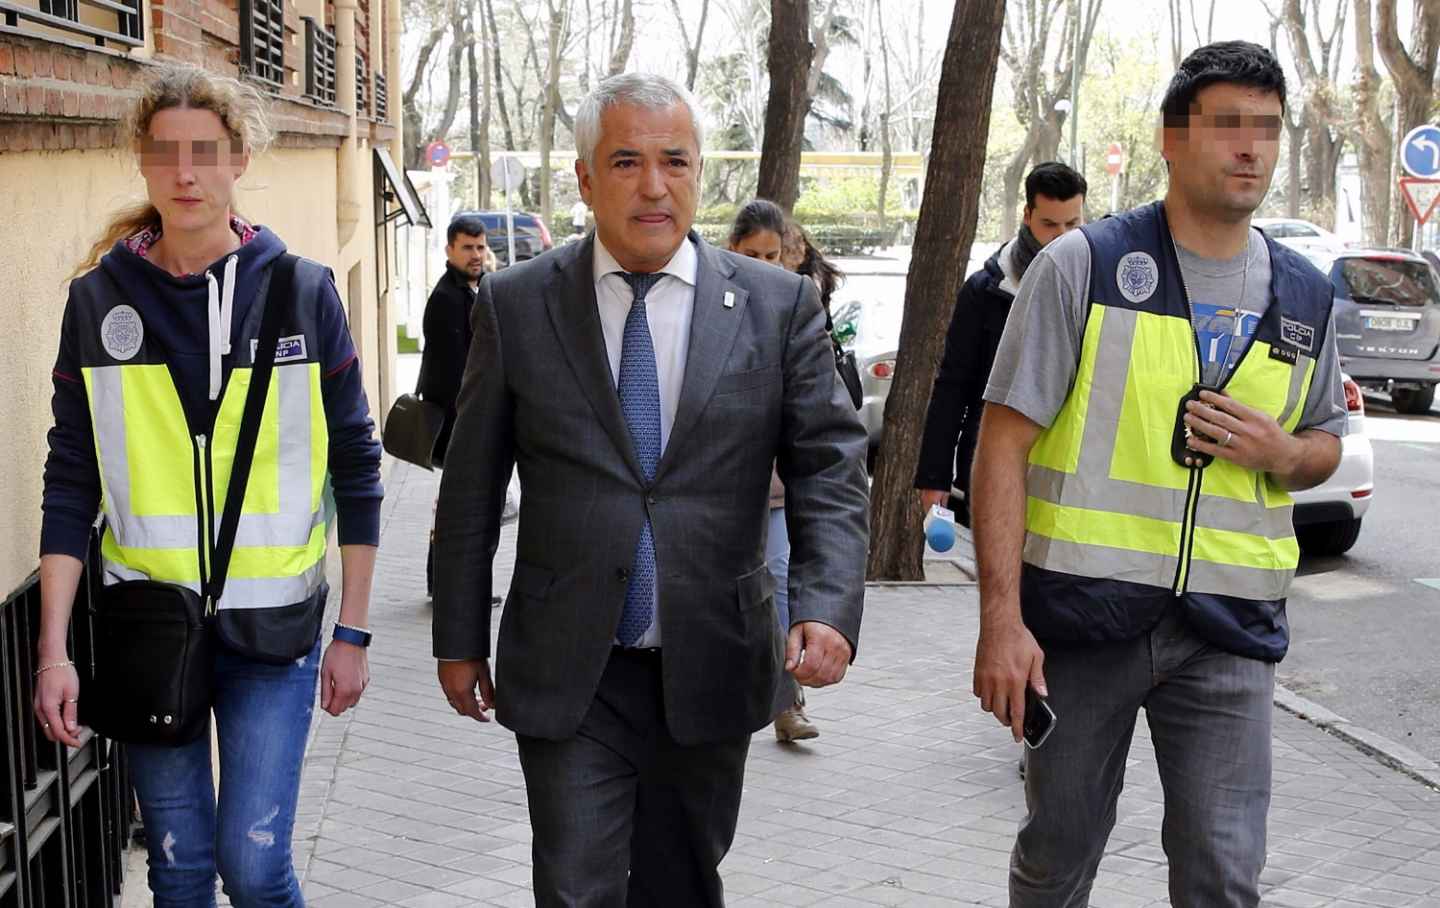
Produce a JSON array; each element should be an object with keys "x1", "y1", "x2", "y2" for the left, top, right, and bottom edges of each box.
[{"x1": 723, "y1": 290, "x2": 735, "y2": 309}]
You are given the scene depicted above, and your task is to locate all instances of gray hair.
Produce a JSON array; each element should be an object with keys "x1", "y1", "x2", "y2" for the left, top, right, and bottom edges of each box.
[{"x1": 574, "y1": 72, "x2": 705, "y2": 170}]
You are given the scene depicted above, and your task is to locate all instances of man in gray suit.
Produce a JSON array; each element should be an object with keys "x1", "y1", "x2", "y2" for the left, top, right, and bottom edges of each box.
[{"x1": 431, "y1": 73, "x2": 870, "y2": 907}]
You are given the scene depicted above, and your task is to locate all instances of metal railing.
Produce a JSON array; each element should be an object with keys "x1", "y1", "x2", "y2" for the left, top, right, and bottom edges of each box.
[
  {"x1": 240, "y1": 0, "x2": 284, "y2": 89},
  {"x1": 0, "y1": 541, "x2": 134, "y2": 907},
  {"x1": 373, "y1": 71, "x2": 387, "y2": 122},
  {"x1": 354, "y1": 53, "x2": 367, "y2": 115},
  {"x1": 0, "y1": 0, "x2": 142, "y2": 49},
  {"x1": 301, "y1": 16, "x2": 335, "y2": 107}
]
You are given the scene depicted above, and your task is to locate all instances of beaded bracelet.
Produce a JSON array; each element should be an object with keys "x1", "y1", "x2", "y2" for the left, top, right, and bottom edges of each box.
[{"x1": 34, "y1": 660, "x2": 74, "y2": 678}]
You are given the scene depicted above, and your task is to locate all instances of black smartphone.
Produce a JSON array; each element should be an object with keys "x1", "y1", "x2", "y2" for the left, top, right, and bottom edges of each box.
[{"x1": 1023, "y1": 686, "x2": 1057, "y2": 750}]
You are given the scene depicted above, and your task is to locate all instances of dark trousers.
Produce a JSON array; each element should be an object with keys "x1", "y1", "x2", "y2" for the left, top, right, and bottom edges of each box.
[
  {"x1": 516, "y1": 647, "x2": 751, "y2": 908},
  {"x1": 1010, "y1": 607, "x2": 1274, "y2": 907}
]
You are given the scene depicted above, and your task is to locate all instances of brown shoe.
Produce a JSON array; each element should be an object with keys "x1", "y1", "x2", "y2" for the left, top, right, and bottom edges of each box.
[{"x1": 774, "y1": 695, "x2": 819, "y2": 742}]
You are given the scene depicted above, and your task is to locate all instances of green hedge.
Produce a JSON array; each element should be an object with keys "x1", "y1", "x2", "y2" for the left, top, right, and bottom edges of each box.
[{"x1": 694, "y1": 222, "x2": 897, "y2": 256}]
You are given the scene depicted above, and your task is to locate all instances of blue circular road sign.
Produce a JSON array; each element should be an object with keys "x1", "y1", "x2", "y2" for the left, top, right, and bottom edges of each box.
[{"x1": 1402, "y1": 125, "x2": 1440, "y2": 178}]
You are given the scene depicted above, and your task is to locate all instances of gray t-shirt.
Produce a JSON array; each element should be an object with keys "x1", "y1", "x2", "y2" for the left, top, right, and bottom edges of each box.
[{"x1": 984, "y1": 226, "x2": 1347, "y2": 437}]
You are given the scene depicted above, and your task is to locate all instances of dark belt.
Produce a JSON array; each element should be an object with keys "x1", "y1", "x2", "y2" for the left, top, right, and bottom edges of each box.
[{"x1": 612, "y1": 644, "x2": 662, "y2": 660}]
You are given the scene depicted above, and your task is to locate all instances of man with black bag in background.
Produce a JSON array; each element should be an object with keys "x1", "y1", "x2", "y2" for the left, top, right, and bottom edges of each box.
[{"x1": 419, "y1": 213, "x2": 490, "y2": 595}]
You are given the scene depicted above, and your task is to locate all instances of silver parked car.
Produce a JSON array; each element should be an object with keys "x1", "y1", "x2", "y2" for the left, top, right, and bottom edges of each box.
[{"x1": 830, "y1": 297, "x2": 898, "y2": 472}]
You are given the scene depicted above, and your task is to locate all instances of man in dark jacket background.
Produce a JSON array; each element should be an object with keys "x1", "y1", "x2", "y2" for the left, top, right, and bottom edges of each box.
[
  {"x1": 419, "y1": 213, "x2": 490, "y2": 595},
  {"x1": 914, "y1": 162, "x2": 1087, "y2": 525},
  {"x1": 419, "y1": 213, "x2": 490, "y2": 462}
]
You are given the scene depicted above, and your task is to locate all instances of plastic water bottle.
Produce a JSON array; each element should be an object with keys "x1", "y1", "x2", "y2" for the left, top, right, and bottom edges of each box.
[{"x1": 924, "y1": 503, "x2": 957, "y2": 554}]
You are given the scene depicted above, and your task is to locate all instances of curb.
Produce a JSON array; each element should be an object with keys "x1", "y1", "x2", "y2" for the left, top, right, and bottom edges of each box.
[
  {"x1": 1271, "y1": 684, "x2": 1440, "y2": 791},
  {"x1": 859, "y1": 581, "x2": 1440, "y2": 793}
]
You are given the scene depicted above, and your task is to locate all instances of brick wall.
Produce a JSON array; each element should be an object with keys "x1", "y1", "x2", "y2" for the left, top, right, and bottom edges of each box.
[{"x1": 0, "y1": 31, "x2": 383, "y2": 154}]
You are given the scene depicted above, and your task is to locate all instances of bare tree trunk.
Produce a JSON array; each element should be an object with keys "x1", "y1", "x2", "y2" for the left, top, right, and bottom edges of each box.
[
  {"x1": 483, "y1": 0, "x2": 517, "y2": 154},
  {"x1": 478, "y1": 0, "x2": 493, "y2": 209},
  {"x1": 996, "y1": 0, "x2": 1102, "y2": 239},
  {"x1": 867, "y1": 0, "x2": 1008, "y2": 581},
  {"x1": 1377, "y1": 0, "x2": 1440, "y2": 246},
  {"x1": 1354, "y1": 0, "x2": 1393, "y2": 246},
  {"x1": 581, "y1": 0, "x2": 592, "y2": 93},
  {"x1": 402, "y1": 1, "x2": 454, "y2": 169},
  {"x1": 431, "y1": 1, "x2": 469, "y2": 154},
  {"x1": 666, "y1": 0, "x2": 711, "y2": 91},
  {"x1": 483, "y1": 0, "x2": 532, "y2": 208},
  {"x1": 876, "y1": 0, "x2": 893, "y2": 231},
  {"x1": 607, "y1": 0, "x2": 634, "y2": 75},
  {"x1": 1286, "y1": 118, "x2": 1303, "y2": 218},
  {"x1": 1168, "y1": 0, "x2": 1184, "y2": 68},
  {"x1": 757, "y1": 0, "x2": 813, "y2": 210},
  {"x1": 540, "y1": 0, "x2": 568, "y2": 230},
  {"x1": 466, "y1": 8, "x2": 483, "y2": 209}
]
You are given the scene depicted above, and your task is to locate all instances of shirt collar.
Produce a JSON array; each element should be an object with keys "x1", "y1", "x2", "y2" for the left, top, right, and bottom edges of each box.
[{"x1": 593, "y1": 233, "x2": 698, "y2": 289}]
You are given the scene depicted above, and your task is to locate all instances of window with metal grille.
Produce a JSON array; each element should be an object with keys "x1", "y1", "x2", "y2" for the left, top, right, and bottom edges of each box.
[
  {"x1": 1, "y1": 0, "x2": 142, "y2": 49},
  {"x1": 241, "y1": 0, "x2": 286, "y2": 89},
  {"x1": 302, "y1": 16, "x2": 337, "y2": 107},
  {"x1": 355, "y1": 54, "x2": 368, "y2": 115},
  {"x1": 374, "y1": 72, "x2": 388, "y2": 121}
]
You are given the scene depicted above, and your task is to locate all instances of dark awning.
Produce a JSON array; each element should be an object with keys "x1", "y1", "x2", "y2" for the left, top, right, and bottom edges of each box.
[{"x1": 374, "y1": 147, "x2": 431, "y2": 228}]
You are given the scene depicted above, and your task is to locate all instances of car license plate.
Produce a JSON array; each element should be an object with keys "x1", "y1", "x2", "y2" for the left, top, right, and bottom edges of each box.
[{"x1": 1364, "y1": 315, "x2": 1416, "y2": 331}]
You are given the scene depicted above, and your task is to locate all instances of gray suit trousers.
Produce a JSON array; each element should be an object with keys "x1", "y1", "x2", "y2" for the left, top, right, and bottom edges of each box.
[{"x1": 517, "y1": 648, "x2": 750, "y2": 908}]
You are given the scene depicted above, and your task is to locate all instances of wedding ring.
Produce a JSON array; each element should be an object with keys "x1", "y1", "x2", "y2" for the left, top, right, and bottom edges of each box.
[
  {"x1": 1221, "y1": 430, "x2": 1234, "y2": 448},
  {"x1": 65, "y1": 698, "x2": 77, "y2": 703}
]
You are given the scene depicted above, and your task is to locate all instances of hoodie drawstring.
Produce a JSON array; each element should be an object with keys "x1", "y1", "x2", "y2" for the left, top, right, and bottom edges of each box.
[{"x1": 205, "y1": 255, "x2": 239, "y2": 401}]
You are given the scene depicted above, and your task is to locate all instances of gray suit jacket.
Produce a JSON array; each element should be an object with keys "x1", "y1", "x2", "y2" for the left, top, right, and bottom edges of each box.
[{"x1": 432, "y1": 233, "x2": 869, "y2": 745}]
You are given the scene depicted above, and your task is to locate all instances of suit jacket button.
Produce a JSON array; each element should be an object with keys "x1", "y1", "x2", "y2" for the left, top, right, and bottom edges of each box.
[
  {"x1": 616, "y1": 568, "x2": 629, "y2": 582},
  {"x1": 647, "y1": 495, "x2": 658, "y2": 506}
]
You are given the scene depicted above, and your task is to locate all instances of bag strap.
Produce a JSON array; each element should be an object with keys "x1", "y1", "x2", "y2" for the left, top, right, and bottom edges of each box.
[{"x1": 204, "y1": 254, "x2": 298, "y2": 608}]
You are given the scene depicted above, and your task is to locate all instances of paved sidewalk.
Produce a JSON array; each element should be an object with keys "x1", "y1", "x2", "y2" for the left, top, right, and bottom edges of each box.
[{"x1": 292, "y1": 461, "x2": 1440, "y2": 908}]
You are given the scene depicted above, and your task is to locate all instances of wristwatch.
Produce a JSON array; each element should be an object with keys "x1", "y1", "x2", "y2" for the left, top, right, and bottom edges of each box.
[{"x1": 332, "y1": 623, "x2": 373, "y2": 648}]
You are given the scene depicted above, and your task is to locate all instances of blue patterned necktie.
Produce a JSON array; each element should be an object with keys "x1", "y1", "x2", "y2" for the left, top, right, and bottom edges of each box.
[{"x1": 615, "y1": 271, "x2": 663, "y2": 646}]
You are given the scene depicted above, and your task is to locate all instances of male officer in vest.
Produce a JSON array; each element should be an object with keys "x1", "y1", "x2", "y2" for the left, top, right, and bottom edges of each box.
[{"x1": 971, "y1": 42, "x2": 1346, "y2": 906}]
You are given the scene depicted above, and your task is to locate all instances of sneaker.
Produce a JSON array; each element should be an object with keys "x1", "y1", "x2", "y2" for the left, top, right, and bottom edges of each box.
[{"x1": 774, "y1": 701, "x2": 819, "y2": 742}]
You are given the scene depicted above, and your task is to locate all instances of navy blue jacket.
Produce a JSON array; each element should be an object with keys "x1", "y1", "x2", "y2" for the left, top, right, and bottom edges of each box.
[{"x1": 42, "y1": 228, "x2": 383, "y2": 559}]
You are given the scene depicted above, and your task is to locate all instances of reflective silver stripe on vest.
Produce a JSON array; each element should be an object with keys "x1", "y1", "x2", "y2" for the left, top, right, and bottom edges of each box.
[
  {"x1": 1186, "y1": 559, "x2": 1294, "y2": 602},
  {"x1": 1277, "y1": 352, "x2": 1311, "y2": 428},
  {"x1": 88, "y1": 367, "x2": 147, "y2": 545},
  {"x1": 219, "y1": 560, "x2": 326, "y2": 610},
  {"x1": 102, "y1": 554, "x2": 323, "y2": 608},
  {"x1": 101, "y1": 557, "x2": 195, "y2": 590},
  {"x1": 1023, "y1": 534, "x2": 1178, "y2": 589}
]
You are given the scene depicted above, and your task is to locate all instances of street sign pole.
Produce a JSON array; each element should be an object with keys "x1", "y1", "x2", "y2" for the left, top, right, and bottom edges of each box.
[
  {"x1": 1105, "y1": 142, "x2": 1124, "y2": 213},
  {"x1": 490, "y1": 156, "x2": 526, "y2": 266}
]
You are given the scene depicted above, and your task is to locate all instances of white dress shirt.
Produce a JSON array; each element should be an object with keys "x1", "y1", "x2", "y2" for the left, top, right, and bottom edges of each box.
[{"x1": 593, "y1": 234, "x2": 698, "y2": 647}]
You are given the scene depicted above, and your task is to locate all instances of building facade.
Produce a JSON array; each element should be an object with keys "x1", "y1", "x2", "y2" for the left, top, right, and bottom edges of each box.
[{"x1": 0, "y1": 0, "x2": 421, "y2": 597}]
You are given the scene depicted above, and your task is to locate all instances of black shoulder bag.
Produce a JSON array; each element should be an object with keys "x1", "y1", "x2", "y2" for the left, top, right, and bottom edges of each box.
[
  {"x1": 827, "y1": 308, "x2": 864, "y2": 411},
  {"x1": 81, "y1": 256, "x2": 297, "y2": 747}
]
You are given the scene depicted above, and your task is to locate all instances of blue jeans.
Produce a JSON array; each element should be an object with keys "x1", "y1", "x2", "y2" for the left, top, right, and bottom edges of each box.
[
  {"x1": 766, "y1": 507, "x2": 791, "y2": 631},
  {"x1": 128, "y1": 638, "x2": 320, "y2": 908}
]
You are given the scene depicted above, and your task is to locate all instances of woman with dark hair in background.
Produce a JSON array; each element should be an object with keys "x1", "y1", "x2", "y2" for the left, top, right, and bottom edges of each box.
[{"x1": 728, "y1": 202, "x2": 847, "y2": 743}]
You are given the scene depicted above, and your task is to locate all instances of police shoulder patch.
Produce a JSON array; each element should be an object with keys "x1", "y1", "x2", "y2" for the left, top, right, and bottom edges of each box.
[
  {"x1": 1116, "y1": 252, "x2": 1159, "y2": 304},
  {"x1": 1279, "y1": 316, "x2": 1316, "y2": 353},
  {"x1": 100, "y1": 304, "x2": 144, "y2": 361}
]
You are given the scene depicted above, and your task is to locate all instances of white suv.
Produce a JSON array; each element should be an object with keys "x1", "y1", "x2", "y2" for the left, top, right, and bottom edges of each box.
[{"x1": 1289, "y1": 375, "x2": 1373, "y2": 556}]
